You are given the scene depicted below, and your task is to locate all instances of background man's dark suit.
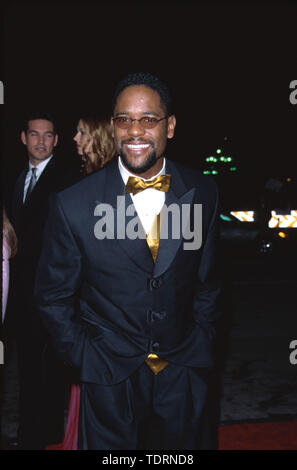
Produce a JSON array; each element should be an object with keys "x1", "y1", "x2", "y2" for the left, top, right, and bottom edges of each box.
[
  {"x1": 35, "y1": 157, "x2": 221, "y2": 449},
  {"x1": 9, "y1": 155, "x2": 79, "y2": 449}
]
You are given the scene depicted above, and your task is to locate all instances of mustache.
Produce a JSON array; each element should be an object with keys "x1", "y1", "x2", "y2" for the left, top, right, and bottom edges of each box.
[{"x1": 121, "y1": 138, "x2": 154, "y2": 147}]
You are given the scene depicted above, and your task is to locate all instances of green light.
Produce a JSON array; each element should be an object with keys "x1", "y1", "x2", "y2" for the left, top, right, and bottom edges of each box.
[
  {"x1": 220, "y1": 157, "x2": 224, "y2": 161},
  {"x1": 230, "y1": 167, "x2": 237, "y2": 171},
  {"x1": 203, "y1": 170, "x2": 210, "y2": 174},
  {"x1": 212, "y1": 170, "x2": 218, "y2": 175},
  {"x1": 216, "y1": 149, "x2": 222, "y2": 154},
  {"x1": 220, "y1": 214, "x2": 233, "y2": 222},
  {"x1": 227, "y1": 157, "x2": 232, "y2": 162}
]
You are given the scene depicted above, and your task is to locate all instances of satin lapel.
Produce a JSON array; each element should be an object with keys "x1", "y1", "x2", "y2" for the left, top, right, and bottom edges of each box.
[
  {"x1": 12, "y1": 170, "x2": 27, "y2": 228},
  {"x1": 15, "y1": 169, "x2": 26, "y2": 206},
  {"x1": 153, "y1": 160, "x2": 196, "y2": 278},
  {"x1": 23, "y1": 157, "x2": 56, "y2": 206},
  {"x1": 154, "y1": 187, "x2": 196, "y2": 278},
  {"x1": 102, "y1": 159, "x2": 155, "y2": 274}
]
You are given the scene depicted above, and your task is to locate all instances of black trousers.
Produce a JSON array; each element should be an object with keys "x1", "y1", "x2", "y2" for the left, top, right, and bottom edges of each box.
[
  {"x1": 7, "y1": 260, "x2": 66, "y2": 449},
  {"x1": 78, "y1": 361, "x2": 213, "y2": 450},
  {"x1": 16, "y1": 320, "x2": 65, "y2": 449}
]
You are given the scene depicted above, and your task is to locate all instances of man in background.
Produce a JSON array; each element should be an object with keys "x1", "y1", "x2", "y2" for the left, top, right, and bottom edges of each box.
[{"x1": 8, "y1": 113, "x2": 77, "y2": 449}]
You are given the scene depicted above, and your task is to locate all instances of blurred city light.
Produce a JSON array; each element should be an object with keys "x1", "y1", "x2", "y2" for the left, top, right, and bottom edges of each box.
[
  {"x1": 229, "y1": 210, "x2": 297, "y2": 227},
  {"x1": 278, "y1": 231, "x2": 287, "y2": 238}
]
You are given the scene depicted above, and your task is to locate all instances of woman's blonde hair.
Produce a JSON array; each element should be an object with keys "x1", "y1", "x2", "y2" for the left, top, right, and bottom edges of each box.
[
  {"x1": 81, "y1": 117, "x2": 116, "y2": 175},
  {"x1": 3, "y1": 208, "x2": 18, "y2": 258}
]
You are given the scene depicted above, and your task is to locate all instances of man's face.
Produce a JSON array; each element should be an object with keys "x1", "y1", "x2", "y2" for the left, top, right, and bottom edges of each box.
[
  {"x1": 112, "y1": 85, "x2": 176, "y2": 178},
  {"x1": 21, "y1": 119, "x2": 58, "y2": 165}
]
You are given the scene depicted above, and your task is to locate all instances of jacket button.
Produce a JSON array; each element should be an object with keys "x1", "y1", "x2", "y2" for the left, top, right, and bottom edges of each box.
[
  {"x1": 150, "y1": 278, "x2": 161, "y2": 289},
  {"x1": 152, "y1": 341, "x2": 160, "y2": 351},
  {"x1": 151, "y1": 311, "x2": 166, "y2": 322}
]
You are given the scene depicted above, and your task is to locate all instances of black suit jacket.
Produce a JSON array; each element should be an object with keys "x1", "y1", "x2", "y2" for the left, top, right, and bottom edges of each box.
[
  {"x1": 10, "y1": 156, "x2": 80, "y2": 320},
  {"x1": 35, "y1": 158, "x2": 221, "y2": 385}
]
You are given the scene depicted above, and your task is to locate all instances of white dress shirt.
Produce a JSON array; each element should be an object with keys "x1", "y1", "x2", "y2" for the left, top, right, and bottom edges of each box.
[
  {"x1": 118, "y1": 156, "x2": 166, "y2": 235},
  {"x1": 23, "y1": 154, "x2": 53, "y2": 203}
]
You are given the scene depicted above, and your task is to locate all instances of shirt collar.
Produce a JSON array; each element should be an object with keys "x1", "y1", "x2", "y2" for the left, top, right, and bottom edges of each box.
[
  {"x1": 118, "y1": 156, "x2": 166, "y2": 186},
  {"x1": 29, "y1": 154, "x2": 53, "y2": 174}
]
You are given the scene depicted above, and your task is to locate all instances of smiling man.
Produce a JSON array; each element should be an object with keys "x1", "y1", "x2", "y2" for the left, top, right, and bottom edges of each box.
[
  {"x1": 112, "y1": 83, "x2": 175, "y2": 178},
  {"x1": 8, "y1": 113, "x2": 78, "y2": 449},
  {"x1": 35, "y1": 73, "x2": 221, "y2": 450}
]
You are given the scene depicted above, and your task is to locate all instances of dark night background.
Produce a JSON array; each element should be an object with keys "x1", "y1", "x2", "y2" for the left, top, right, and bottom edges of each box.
[
  {"x1": 2, "y1": 1, "x2": 296, "y2": 193},
  {"x1": 1, "y1": 1, "x2": 297, "y2": 449}
]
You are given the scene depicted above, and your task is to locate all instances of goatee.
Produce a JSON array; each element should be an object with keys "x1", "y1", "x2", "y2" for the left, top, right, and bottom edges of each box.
[{"x1": 120, "y1": 148, "x2": 159, "y2": 175}]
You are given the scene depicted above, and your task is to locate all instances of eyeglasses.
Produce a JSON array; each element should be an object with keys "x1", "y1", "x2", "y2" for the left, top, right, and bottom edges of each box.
[{"x1": 112, "y1": 115, "x2": 168, "y2": 130}]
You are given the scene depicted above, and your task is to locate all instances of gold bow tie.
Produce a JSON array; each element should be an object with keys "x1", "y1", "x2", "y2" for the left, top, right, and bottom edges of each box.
[
  {"x1": 125, "y1": 174, "x2": 171, "y2": 195},
  {"x1": 145, "y1": 353, "x2": 168, "y2": 375}
]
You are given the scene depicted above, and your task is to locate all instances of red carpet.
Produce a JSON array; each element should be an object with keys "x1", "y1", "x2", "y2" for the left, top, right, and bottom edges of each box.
[
  {"x1": 45, "y1": 421, "x2": 297, "y2": 451},
  {"x1": 4, "y1": 421, "x2": 297, "y2": 450},
  {"x1": 218, "y1": 420, "x2": 297, "y2": 450}
]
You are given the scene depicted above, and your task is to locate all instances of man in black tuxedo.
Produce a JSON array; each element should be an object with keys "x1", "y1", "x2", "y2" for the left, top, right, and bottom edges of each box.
[
  {"x1": 9, "y1": 113, "x2": 78, "y2": 449},
  {"x1": 35, "y1": 74, "x2": 221, "y2": 450}
]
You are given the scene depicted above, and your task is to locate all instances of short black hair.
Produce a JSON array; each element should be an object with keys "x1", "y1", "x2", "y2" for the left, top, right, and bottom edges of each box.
[
  {"x1": 23, "y1": 112, "x2": 57, "y2": 134},
  {"x1": 112, "y1": 72, "x2": 173, "y2": 116}
]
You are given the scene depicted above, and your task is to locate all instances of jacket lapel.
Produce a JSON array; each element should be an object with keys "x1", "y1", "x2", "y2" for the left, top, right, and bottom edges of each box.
[
  {"x1": 23, "y1": 157, "x2": 56, "y2": 206},
  {"x1": 12, "y1": 169, "x2": 27, "y2": 230},
  {"x1": 153, "y1": 160, "x2": 196, "y2": 278},
  {"x1": 101, "y1": 159, "x2": 197, "y2": 277},
  {"x1": 103, "y1": 159, "x2": 155, "y2": 274}
]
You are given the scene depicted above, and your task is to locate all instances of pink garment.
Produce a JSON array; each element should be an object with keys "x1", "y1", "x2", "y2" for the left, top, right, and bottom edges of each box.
[
  {"x1": 46, "y1": 384, "x2": 80, "y2": 450},
  {"x1": 2, "y1": 233, "x2": 10, "y2": 323}
]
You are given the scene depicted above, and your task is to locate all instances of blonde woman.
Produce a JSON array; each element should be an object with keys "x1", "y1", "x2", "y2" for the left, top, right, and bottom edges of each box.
[
  {"x1": 2, "y1": 209, "x2": 17, "y2": 322},
  {"x1": 73, "y1": 116, "x2": 116, "y2": 175}
]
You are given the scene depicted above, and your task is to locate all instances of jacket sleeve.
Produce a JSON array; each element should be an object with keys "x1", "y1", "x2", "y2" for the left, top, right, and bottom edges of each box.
[
  {"x1": 2, "y1": 233, "x2": 10, "y2": 322},
  {"x1": 192, "y1": 181, "x2": 222, "y2": 340},
  {"x1": 34, "y1": 192, "x2": 89, "y2": 369}
]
